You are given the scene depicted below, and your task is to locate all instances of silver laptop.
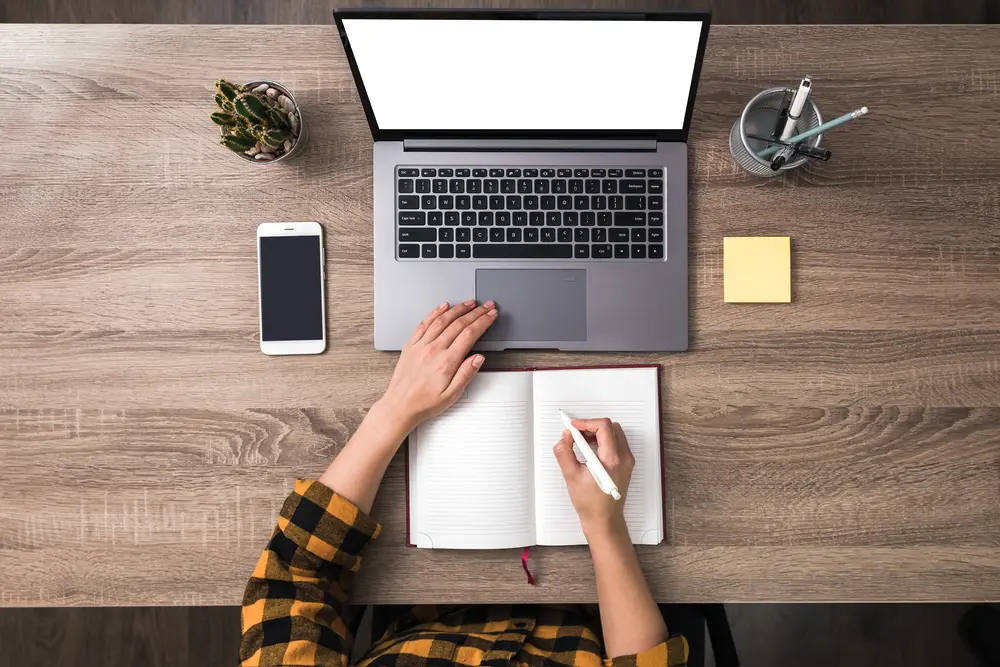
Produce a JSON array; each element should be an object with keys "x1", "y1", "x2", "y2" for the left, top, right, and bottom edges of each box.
[{"x1": 335, "y1": 9, "x2": 711, "y2": 351}]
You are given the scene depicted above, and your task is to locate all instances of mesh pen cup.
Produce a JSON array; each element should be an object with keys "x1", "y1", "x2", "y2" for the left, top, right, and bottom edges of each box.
[{"x1": 729, "y1": 87, "x2": 823, "y2": 177}]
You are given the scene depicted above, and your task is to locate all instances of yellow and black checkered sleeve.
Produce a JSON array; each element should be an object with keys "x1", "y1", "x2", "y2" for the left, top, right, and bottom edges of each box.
[
  {"x1": 239, "y1": 479, "x2": 382, "y2": 667},
  {"x1": 606, "y1": 636, "x2": 689, "y2": 667}
]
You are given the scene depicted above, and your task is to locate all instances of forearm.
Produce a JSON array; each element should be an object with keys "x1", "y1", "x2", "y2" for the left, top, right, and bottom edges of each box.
[
  {"x1": 318, "y1": 400, "x2": 411, "y2": 514},
  {"x1": 588, "y1": 519, "x2": 668, "y2": 658}
]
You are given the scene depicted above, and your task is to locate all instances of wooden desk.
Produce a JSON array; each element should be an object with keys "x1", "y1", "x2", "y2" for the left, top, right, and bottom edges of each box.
[{"x1": 1, "y1": 25, "x2": 998, "y2": 607}]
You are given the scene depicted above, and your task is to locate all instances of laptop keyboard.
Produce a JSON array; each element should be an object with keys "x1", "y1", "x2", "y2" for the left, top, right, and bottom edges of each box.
[{"x1": 396, "y1": 167, "x2": 664, "y2": 260}]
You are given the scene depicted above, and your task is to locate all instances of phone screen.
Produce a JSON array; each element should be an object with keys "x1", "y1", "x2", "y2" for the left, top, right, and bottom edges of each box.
[{"x1": 259, "y1": 235, "x2": 323, "y2": 341}]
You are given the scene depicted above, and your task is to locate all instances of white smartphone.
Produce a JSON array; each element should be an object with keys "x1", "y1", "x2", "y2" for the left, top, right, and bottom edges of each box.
[{"x1": 256, "y1": 222, "x2": 326, "y2": 355}]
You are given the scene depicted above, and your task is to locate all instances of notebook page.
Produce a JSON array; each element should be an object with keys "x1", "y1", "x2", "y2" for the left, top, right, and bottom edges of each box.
[
  {"x1": 532, "y1": 367, "x2": 662, "y2": 546},
  {"x1": 409, "y1": 371, "x2": 535, "y2": 549}
]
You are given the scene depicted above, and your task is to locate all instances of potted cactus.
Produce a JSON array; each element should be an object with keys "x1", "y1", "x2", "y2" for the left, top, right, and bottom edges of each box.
[{"x1": 211, "y1": 79, "x2": 305, "y2": 163}]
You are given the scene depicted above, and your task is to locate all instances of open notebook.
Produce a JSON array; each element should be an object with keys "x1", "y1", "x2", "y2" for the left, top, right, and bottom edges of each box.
[{"x1": 406, "y1": 365, "x2": 663, "y2": 549}]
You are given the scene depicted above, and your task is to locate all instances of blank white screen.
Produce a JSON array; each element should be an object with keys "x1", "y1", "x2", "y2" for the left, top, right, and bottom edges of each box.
[{"x1": 341, "y1": 18, "x2": 704, "y2": 131}]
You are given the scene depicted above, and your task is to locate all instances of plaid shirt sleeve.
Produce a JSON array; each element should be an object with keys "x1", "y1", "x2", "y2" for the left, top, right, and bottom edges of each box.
[
  {"x1": 239, "y1": 479, "x2": 381, "y2": 667},
  {"x1": 607, "y1": 635, "x2": 689, "y2": 667}
]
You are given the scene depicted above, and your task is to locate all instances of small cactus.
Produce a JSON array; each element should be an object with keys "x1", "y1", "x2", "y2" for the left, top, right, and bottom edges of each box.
[{"x1": 212, "y1": 78, "x2": 300, "y2": 160}]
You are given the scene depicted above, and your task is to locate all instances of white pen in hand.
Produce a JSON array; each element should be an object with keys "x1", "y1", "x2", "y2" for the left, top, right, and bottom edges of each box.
[{"x1": 559, "y1": 409, "x2": 622, "y2": 500}]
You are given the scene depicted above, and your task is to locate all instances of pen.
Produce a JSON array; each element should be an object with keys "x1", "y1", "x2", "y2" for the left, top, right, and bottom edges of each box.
[
  {"x1": 779, "y1": 76, "x2": 812, "y2": 141},
  {"x1": 559, "y1": 409, "x2": 621, "y2": 500},
  {"x1": 758, "y1": 107, "x2": 869, "y2": 158},
  {"x1": 746, "y1": 134, "x2": 832, "y2": 161},
  {"x1": 771, "y1": 88, "x2": 793, "y2": 139}
]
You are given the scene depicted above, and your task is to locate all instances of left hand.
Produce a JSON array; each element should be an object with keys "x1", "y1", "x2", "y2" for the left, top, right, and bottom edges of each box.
[{"x1": 376, "y1": 299, "x2": 497, "y2": 432}]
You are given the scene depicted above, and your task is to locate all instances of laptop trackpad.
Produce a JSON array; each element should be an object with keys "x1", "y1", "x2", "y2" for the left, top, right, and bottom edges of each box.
[{"x1": 476, "y1": 269, "x2": 587, "y2": 342}]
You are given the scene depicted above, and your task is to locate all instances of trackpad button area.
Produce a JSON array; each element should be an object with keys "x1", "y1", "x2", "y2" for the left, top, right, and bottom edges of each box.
[{"x1": 476, "y1": 269, "x2": 586, "y2": 342}]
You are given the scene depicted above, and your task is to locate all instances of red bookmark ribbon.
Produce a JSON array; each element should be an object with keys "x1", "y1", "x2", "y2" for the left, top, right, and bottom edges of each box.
[{"x1": 521, "y1": 546, "x2": 535, "y2": 586}]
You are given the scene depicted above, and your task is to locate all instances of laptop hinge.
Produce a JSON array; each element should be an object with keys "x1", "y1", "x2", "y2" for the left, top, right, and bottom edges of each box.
[{"x1": 402, "y1": 139, "x2": 658, "y2": 152}]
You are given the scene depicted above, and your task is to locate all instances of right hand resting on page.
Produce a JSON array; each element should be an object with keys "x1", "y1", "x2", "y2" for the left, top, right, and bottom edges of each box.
[
  {"x1": 376, "y1": 300, "x2": 497, "y2": 433},
  {"x1": 554, "y1": 418, "x2": 634, "y2": 541}
]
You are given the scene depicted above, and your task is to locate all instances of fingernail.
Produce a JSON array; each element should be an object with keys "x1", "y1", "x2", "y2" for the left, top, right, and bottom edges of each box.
[
  {"x1": 488, "y1": 309, "x2": 498, "y2": 317},
  {"x1": 464, "y1": 298, "x2": 476, "y2": 307},
  {"x1": 483, "y1": 300, "x2": 495, "y2": 309},
  {"x1": 439, "y1": 301, "x2": 449, "y2": 309},
  {"x1": 472, "y1": 355, "x2": 485, "y2": 368}
]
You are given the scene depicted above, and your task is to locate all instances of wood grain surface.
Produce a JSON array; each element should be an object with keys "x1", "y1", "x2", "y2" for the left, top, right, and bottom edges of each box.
[{"x1": 1, "y1": 25, "x2": 998, "y2": 606}]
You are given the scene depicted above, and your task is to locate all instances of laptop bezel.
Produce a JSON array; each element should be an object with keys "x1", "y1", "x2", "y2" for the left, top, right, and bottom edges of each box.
[{"x1": 333, "y1": 8, "x2": 711, "y2": 144}]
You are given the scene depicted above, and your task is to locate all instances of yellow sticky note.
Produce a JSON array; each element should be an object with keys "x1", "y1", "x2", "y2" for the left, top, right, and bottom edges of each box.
[{"x1": 723, "y1": 236, "x2": 791, "y2": 303}]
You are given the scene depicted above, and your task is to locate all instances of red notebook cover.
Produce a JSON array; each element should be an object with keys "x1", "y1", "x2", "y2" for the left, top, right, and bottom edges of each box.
[{"x1": 404, "y1": 363, "x2": 664, "y2": 547}]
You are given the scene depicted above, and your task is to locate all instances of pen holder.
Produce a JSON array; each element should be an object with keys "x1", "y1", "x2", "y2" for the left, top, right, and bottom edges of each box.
[{"x1": 729, "y1": 86, "x2": 823, "y2": 177}]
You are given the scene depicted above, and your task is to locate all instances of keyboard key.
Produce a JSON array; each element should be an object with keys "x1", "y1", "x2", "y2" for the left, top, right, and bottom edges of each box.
[
  {"x1": 593, "y1": 244, "x2": 612, "y2": 258},
  {"x1": 439, "y1": 244, "x2": 454, "y2": 258},
  {"x1": 649, "y1": 212, "x2": 664, "y2": 226},
  {"x1": 530, "y1": 212, "x2": 544, "y2": 226},
  {"x1": 649, "y1": 229, "x2": 663, "y2": 243},
  {"x1": 625, "y1": 195, "x2": 646, "y2": 210},
  {"x1": 496, "y1": 212, "x2": 511, "y2": 226},
  {"x1": 467, "y1": 179, "x2": 482, "y2": 193},
  {"x1": 421, "y1": 168, "x2": 436, "y2": 177},
  {"x1": 456, "y1": 195, "x2": 471, "y2": 209},
  {"x1": 432, "y1": 179, "x2": 447, "y2": 193},
  {"x1": 421, "y1": 244, "x2": 437, "y2": 258},
  {"x1": 449, "y1": 179, "x2": 464, "y2": 193},
  {"x1": 591, "y1": 169, "x2": 606, "y2": 177},
  {"x1": 399, "y1": 195, "x2": 420, "y2": 209},
  {"x1": 648, "y1": 168, "x2": 663, "y2": 177},
  {"x1": 473, "y1": 168, "x2": 488, "y2": 177},
  {"x1": 416, "y1": 179, "x2": 431, "y2": 193},
  {"x1": 524, "y1": 195, "x2": 539, "y2": 210},
  {"x1": 557, "y1": 168, "x2": 572, "y2": 177},
  {"x1": 649, "y1": 244, "x2": 664, "y2": 258},
  {"x1": 631, "y1": 244, "x2": 646, "y2": 259},
  {"x1": 569, "y1": 179, "x2": 584, "y2": 194},
  {"x1": 610, "y1": 229, "x2": 629, "y2": 242},
  {"x1": 541, "y1": 196, "x2": 556, "y2": 210},
  {"x1": 557, "y1": 195, "x2": 572, "y2": 210},
  {"x1": 608, "y1": 168, "x2": 623, "y2": 178},
  {"x1": 399, "y1": 211, "x2": 425, "y2": 225},
  {"x1": 525, "y1": 228, "x2": 539, "y2": 242},
  {"x1": 489, "y1": 195, "x2": 504, "y2": 209},
  {"x1": 489, "y1": 168, "x2": 504, "y2": 177},
  {"x1": 445, "y1": 211, "x2": 459, "y2": 225},
  {"x1": 602, "y1": 179, "x2": 617, "y2": 194},
  {"x1": 552, "y1": 180, "x2": 567, "y2": 193},
  {"x1": 506, "y1": 195, "x2": 522, "y2": 209},
  {"x1": 625, "y1": 168, "x2": 646, "y2": 177},
  {"x1": 457, "y1": 228, "x2": 471, "y2": 242},
  {"x1": 614, "y1": 244, "x2": 629, "y2": 258},
  {"x1": 473, "y1": 244, "x2": 573, "y2": 259},
  {"x1": 581, "y1": 212, "x2": 596, "y2": 226},
  {"x1": 490, "y1": 228, "x2": 505, "y2": 242},
  {"x1": 564, "y1": 212, "x2": 579, "y2": 226},
  {"x1": 474, "y1": 228, "x2": 488, "y2": 242},
  {"x1": 598, "y1": 212, "x2": 613, "y2": 226},
  {"x1": 593, "y1": 228, "x2": 607, "y2": 242},
  {"x1": 398, "y1": 243, "x2": 419, "y2": 257},
  {"x1": 456, "y1": 244, "x2": 471, "y2": 258},
  {"x1": 575, "y1": 245, "x2": 590, "y2": 259},
  {"x1": 649, "y1": 196, "x2": 663, "y2": 209},
  {"x1": 609, "y1": 196, "x2": 623, "y2": 210},
  {"x1": 484, "y1": 179, "x2": 499, "y2": 193},
  {"x1": 514, "y1": 212, "x2": 528, "y2": 226},
  {"x1": 478, "y1": 212, "x2": 494, "y2": 226},
  {"x1": 429, "y1": 211, "x2": 443, "y2": 225},
  {"x1": 438, "y1": 195, "x2": 454, "y2": 209},
  {"x1": 591, "y1": 195, "x2": 607, "y2": 210},
  {"x1": 506, "y1": 168, "x2": 521, "y2": 177},
  {"x1": 542, "y1": 228, "x2": 556, "y2": 242},
  {"x1": 440, "y1": 228, "x2": 454, "y2": 242},
  {"x1": 614, "y1": 212, "x2": 646, "y2": 226},
  {"x1": 620, "y1": 179, "x2": 646, "y2": 193},
  {"x1": 558, "y1": 228, "x2": 572, "y2": 243},
  {"x1": 398, "y1": 168, "x2": 419, "y2": 177},
  {"x1": 574, "y1": 169, "x2": 589, "y2": 177},
  {"x1": 421, "y1": 195, "x2": 436, "y2": 209},
  {"x1": 399, "y1": 228, "x2": 435, "y2": 242},
  {"x1": 574, "y1": 228, "x2": 590, "y2": 243},
  {"x1": 517, "y1": 179, "x2": 532, "y2": 194},
  {"x1": 507, "y1": 228, "x2": 522, "y2": 242},
  {"x1": 438, "y1": 168, "x2": 454, "y2": 177},
  {"x1": 461, "y1": 212, "x2": 476, "y2": 226},
  {"x1": 631, "y1": 228, "x2": 646, "y2": 243},
  {"x1": 533, "y1": 179, "x2": 550, "y2": 194},
  {"x1": 501, "y1": 179, "x2": 516, "y2": 194},
  {"x1": 398, "y1": 179, "x2": 414, "y2": 193},
  {"x1": 473, "y1": 195, "x2": 488, "y2": 210},
  {"x1": 524, "y1": 168, "x2": 538, "y2": 177},
  {"x1": 585, "y1": 179, "x2": 600, "y2": 194},
  {"x1": 574, "y1": 195, "x2": 589, "y2": 209},
  {"x1": 648, "y1": 179, "x2": 663, "y2": 194},
  {"x1": 546, "y1": 212, "x2": 561, "y2": 226},
  {"x1": 540, "y1": 169, "x2": 555, "y2": 177},
  {"x1": 456, "y1": 168, "x2": 471, "y2": 177}
]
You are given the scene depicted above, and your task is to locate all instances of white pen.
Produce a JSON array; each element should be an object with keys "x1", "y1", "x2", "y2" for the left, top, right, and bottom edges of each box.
[
  {"x1": 559, "y1": 410, "x2": 621, "y2": 500},
  {"x1": 779, "y1": 76, "x2": 812, "y2": 141}
]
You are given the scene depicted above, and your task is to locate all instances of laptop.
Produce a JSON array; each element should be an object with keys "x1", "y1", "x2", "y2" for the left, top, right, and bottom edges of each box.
[{"x1": 334, "y1": 9, "x2": 711, "y2": 351}]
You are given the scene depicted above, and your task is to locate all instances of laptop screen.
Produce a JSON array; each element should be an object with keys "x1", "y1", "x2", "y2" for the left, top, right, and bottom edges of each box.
[{"x1": 338, "y1": 16, "x2": 708, "y2": 136}]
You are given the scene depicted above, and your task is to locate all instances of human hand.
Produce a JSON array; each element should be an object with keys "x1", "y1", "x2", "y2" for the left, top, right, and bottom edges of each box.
[
  {"x1": 553, "y1": 418, "x2": 634, "y2": 543},
  {"x1": 375, "y1": 300, "x2": 497, "y2": 434}
]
